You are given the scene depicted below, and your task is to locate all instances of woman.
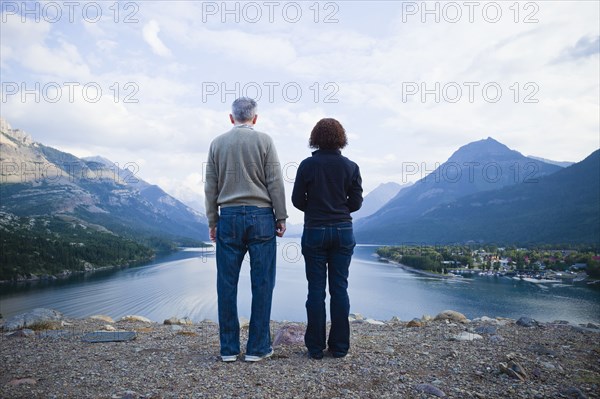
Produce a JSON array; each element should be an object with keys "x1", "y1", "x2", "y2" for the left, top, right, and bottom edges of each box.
[{"x1": 292, "y1": 118, "x2": 363, "y2": 359}]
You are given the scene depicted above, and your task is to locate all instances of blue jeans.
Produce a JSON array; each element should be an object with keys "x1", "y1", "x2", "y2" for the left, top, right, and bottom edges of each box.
[
  {"x1": 216, "y1": 206, "x2": 276, "y2": 357},
  {"x1": 302, "y1": 222, "x2": 355, "y2": 356}
]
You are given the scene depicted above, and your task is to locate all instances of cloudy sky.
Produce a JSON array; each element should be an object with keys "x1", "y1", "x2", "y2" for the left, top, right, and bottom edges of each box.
[{"x1": 1, "y1": 1, "x2": 599, "y2": 223}]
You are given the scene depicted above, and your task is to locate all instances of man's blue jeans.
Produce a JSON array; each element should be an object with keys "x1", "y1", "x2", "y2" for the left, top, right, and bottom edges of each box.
[
  {"x1": 216, "y1": 206, "x2": 276, "y2": 357},
  {"x1": 301, "y1": 222, "x2": 355, "y2": 356}
]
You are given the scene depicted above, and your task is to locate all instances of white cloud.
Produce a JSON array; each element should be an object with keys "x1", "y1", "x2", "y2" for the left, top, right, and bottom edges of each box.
[
  {"x1": 142, "y1": 20, "x2": 172, "y2": 57},
  {"x1": 1, "y1": 14, "x2": 90, "y2": 81},
  {"x1": 1, "y1": 1, "x2": 598, "y2": 223}
]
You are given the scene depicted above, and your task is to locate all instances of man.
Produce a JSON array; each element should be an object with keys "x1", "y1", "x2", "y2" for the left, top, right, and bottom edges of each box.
[{"x1": 204, "y1": 97, "x2": 287, "y2": 362}]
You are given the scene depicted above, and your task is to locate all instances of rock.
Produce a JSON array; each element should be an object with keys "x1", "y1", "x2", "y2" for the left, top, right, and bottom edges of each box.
[
  {"x1": 1, "y1": 308, "x2": 63, "y2": 331},
  {"x1": 349, "y1": 313, "x2": 365, "y2": 322},
  {"x1": 560, "y1": 387, "x2": 587, "y2": 399},
  {"x1": 119, "y1": 315, "x2": 152, "y2": 323},
  {"x1": 164, "y1": 317, "x2": 193, "y2": 326},
  {"x1": 442, "y1": 349, "x2": 458, "y2": 359},
  {"x1": 570, "y1": 325, "x2": 596, "y2": 333},
  {"x1": 473, "y1": 316, "x2": 495, "y2": 323},
  {"x1": 89, "y1": 315, "x2": 114, "y2": 323},
  {"x1": 382, "y1": 346, "x2": 395, "y2": 354},
  {"x1": 585, "y1": 323, "x2": 598, "y2": 329},
  {"x1": 516, "y1": 316, "x2": 539, "y2": 328},
  {"x1": 450, "y1": 332, "x2": 482, "y2": 341},
  {"x1": 528, "y1": 343, "x2": 558, "y2": 357},
  {"x1": 474, "y1": 325, "x2": 497, "y2": 335},
  {"x1": 421, "y1": 315, "x2": 434, "y2": 322},
  {"x1": 489, "y1": 334, "x2": 504, "y2": 343},
  {"x1": 8, "y1": 329, "x2": 35, "y2": 338},
  {"x1": 364, "y1": 318, "x2": 385, "y2": 325},
  {"x1": 415, "y1": 383, "x2": 446, "y2": 397},
  {"x1": 102, "y1": 325, "x2": 116, "y2": 332},
  {"x1": 239, "y1": 317, "x2": 250, "y2": 329},
  {"x1": 6, "y1": 377, "x2": 37, "y2": 386},
  {"x1": 435, "y1": 310, "x2": 468, "y2": 324},
  {"x1": 389, "y1": 316, "x2": 401, "y2": 323},
  {"x1": 540, "y1": 361, "x2": 555, "y2": 370},
  {"x1": 118, "y1": 390, "x2": 139, "y2": 399},
  {"x1": 169, "y1": 325, "x2": 183, "y2": 332},
  {"x1": 273, "y1": 324, "x2": 304, "y2": 346},
  {"x1": 499, "y1": 361, "x2": 527, "y2": 381},
  {"x1": 407, "y1": 318, "x2": 423, "y2": 328},
  {"x1": 494, "y1": 318, "x2": 511, "y2": 326}
]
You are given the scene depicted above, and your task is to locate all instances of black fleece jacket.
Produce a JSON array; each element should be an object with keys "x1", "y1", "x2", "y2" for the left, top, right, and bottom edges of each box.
[{"x1": 291, "y1": 149, "x2": 363, "y2": 227}]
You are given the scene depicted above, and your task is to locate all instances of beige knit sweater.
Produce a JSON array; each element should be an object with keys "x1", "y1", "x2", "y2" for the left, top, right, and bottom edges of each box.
[{"x1": 204, "y1": 126, "x2": 288, "y2": 228}]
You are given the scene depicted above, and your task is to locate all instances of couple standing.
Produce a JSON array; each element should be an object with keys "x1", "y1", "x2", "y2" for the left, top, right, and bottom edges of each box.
[{"x1": 204, "y1": 97, "x2": 363, "y2": 362}]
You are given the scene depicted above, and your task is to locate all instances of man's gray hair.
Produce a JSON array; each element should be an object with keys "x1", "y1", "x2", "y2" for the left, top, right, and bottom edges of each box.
[{"x1": 231, "y1": 97, "x2": 257, "y2": 123}]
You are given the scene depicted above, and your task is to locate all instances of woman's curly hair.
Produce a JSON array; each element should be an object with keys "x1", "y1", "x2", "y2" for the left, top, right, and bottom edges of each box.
[{"x1": 309, "y1": 118, "x2": 348, "y2": 150}]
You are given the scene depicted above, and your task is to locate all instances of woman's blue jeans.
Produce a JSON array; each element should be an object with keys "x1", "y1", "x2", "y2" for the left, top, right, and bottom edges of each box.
[
  {"x1": 302, "y1": 222, "x2": 355, "y2": 356},
  {"x1": 216, "y1": 206, "x2": 276, "y2": 357}
]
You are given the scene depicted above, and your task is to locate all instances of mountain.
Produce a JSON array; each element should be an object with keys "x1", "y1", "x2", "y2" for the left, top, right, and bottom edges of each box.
[
  {"x1": 353, "y1": 182, "x2": 408, "y2": 220},
  {"x1": 81, "y1": 156, "x2": 207, "y2": 234},
  {"x1": 0, "y1": 118, "x2": 208, "y2": 247},
  {"x1": 355, "y1": 137, "x2": 564, "y2": 243},
  {"x1": 527, "y1": 155, "x2": 575, "y2": 168},
  {"x1": 357, "y1": 149, "x2": 599, "y2": 245}
]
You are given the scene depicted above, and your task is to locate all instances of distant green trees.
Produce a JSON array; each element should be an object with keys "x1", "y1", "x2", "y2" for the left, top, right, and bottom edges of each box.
[
  {"x1": 377, "y1": 245, "x2": 474, "y2": 274},
  {"x1": 377, "y1": 244, "x2": 599, "y2": 276},
  {"x1": 0, "y1": 215, "x2": 154, "y2": 281}
]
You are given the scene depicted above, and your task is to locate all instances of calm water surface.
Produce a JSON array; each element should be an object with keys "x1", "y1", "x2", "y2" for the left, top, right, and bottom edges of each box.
[{"x1": 1, "y1": 238, "x2": 599, "y2": 324}]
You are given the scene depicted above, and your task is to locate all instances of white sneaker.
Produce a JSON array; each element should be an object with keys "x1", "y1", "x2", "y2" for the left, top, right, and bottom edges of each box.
[
  {"x1": 221, "y1": 355, "x2": 238, "y2": 362},
  {"x1": 244, "y1": 349, "x2": 274, "y2": 362}
]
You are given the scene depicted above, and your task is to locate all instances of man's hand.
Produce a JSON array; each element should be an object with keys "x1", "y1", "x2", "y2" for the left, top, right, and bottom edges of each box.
[
  {"x1": 209, "y1": 227, "x2": 217, "y2": 243},
  {"x1": 276, "y1": 220, "x2": 286, "y2": 237}
]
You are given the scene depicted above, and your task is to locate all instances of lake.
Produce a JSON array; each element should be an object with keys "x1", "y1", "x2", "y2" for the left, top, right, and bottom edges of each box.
[{"x1": 1, "y1": 238, "x2": 599, "y2": 324}]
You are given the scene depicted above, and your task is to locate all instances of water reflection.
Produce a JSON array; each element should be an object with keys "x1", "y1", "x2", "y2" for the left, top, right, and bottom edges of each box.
[{"x1": 1, "y1": 239, "x2": 599, "y2": 324}]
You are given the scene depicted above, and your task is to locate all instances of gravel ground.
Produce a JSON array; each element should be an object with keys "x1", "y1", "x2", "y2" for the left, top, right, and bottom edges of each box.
[{"x1": 1, "y1": 314, "x2": 599, "y2": 399}]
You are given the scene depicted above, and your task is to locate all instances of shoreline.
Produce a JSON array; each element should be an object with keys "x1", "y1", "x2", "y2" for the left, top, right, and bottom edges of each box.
[
  {"x1": 3, "y1": 308, "x2": 599, "y2": 337},
  {"x1": 380, "y1": 256, "x2": 600, "y2": 284},
  {"x1": 0, "y1": 245, "x2": 214, "y2": 286},
  {"x1": 381, "y1": 257, "x2": 457, "y2": 279},
  {"x1": 0, "y1": 256, "x2": 155, "y2": 286}
]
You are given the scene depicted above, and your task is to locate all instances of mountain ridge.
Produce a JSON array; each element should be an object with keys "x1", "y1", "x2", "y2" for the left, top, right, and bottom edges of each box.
[
  {"x1": 527, "y1": 155, "x2": 575, "y2": 168},
  {"x1": 353, "y1": 182, "x2": 408, "y2": 221},
  {"x1": 355, "y1": 147, "x2": 599, "y2": 245},
  {"x1": 0, "y1": 118, "x2": 209, "y2": 244},
  {"x1": 357, "y1": 137, "x2": 562, "y2": 232}
]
